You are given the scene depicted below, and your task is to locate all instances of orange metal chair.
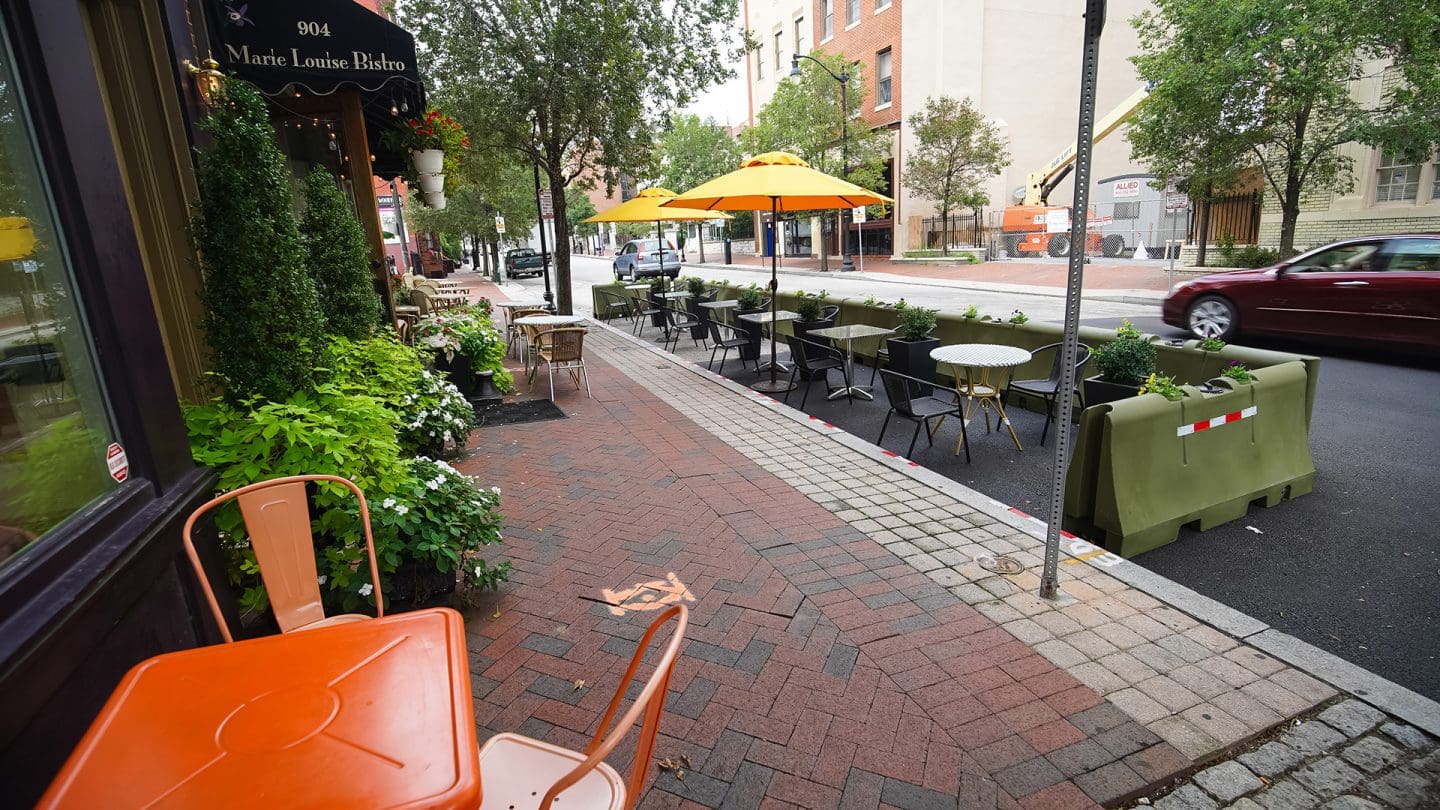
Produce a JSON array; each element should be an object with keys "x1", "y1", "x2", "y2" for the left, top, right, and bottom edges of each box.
[
  {"x1": 181, "y1": 474, "x2": 384, "y2": 643},
  {"x1": 477, "y1": 604, "x2": 688, "y2": 810}
]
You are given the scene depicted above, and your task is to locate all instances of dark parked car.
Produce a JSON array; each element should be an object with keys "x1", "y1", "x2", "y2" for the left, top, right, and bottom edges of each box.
[
  {"x1": 612, "y1": 239, "x2": 681, "y2": 280},
  {"x1": 1162, "y1": 235, "x2": 1440, "y2": 352},
  {"x1": 504, "y1": 248, "x2": 547, "y2": 279}
]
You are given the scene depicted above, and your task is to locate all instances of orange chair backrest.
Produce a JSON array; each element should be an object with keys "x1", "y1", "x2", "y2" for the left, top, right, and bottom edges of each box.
[
  {"x1": 541, "y1": 604, "x2": 687, "y2": 809},
  {"x1": 181, "y1": 474, "x2": 384, "y2": 643}
]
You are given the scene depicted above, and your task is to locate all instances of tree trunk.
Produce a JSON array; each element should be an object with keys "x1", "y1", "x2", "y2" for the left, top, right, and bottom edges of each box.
[
  {"x1": 1278, "y1": 177, "x2": 1302, "y2": 257},
  {"x1": 698, "y1": 225, "x2": 705, "y2": 263},
  {"x1": 471, "y1": 234, "x2": 483, "y2": 275},
  {"x1": 546, "y1": 168, "x2": 574, "y2": 314},
  {"x1": 941, "y1": 206, "x2": 949, "y2": 256},
  {"x1": 488, "y1": 237, "x2": 500, "y2": 281},
  {"x1": 1195, "y1": 196, "x2": 1211, "y2": 267}
]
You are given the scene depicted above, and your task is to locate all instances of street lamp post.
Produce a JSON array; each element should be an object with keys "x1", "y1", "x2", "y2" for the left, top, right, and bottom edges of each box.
[
  {"x1": 530, "y1": 119, "x2": 555, "y2": 312},
  {"x1": 791, "y1": 54, "x2": 856, "y2": 272}
]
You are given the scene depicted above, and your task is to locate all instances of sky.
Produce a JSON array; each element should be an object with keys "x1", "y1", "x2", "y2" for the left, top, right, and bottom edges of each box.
[{"x1": 681, "y1": 70, "x2": 749, "y2": 128}]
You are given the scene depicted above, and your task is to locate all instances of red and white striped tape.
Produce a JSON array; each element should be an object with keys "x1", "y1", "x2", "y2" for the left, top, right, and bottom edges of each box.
[{"x1": 1177, "y1": 405, "x2": 1258, "y2": 437}]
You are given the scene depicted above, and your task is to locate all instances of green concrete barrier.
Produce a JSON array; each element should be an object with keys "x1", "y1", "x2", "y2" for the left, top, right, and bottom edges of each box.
[
  {"x1": 592, "y1": 282, "x2": 1320, "y2": 555},
  {"x1": 1063, "y1": 362, "x2": 1315, "y2": 556}
]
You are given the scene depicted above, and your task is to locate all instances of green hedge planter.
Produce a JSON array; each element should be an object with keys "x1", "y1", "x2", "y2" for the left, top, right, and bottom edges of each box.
[{"x1": 593, "y1": 282, "x2": 1320, "y2": 555}]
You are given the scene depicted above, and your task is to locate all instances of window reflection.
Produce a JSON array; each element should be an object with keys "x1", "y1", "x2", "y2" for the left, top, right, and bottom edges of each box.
[{"x1": 0, "y1": 20, "x2": 116, "y2": 566}]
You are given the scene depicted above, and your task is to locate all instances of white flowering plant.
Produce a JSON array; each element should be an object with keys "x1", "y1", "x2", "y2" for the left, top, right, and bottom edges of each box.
[
  {"x1": 322, "y1": 332, "x2": 476, "y2": 455},
  {"x1": 414, "y1": 306, "x2": 515, "y2": 393}
]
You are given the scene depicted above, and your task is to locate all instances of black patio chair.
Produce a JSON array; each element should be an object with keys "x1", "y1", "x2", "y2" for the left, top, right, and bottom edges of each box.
[
  {"x1": 662, "y1": 306, "x2": 705, "y2": 352},
  {"x1": 1001, "y1": 342, "x2": 1092, "y2": 446},
  {"x1": 820, "y1": 304, "x2": 840, "y2": 321},
  {"x1": 629, "y1": 290, "x2": 664, "y2": 337},
  {"x1": 878, "y1": 369, "x2": 970, "y2": 461},
  {"x1": 706, "y1": 319, "x2": 753, "y2": 373},
  {"x1": 784, "y1": 335, "x2": 849, "y2": 410},
  {"x1": 598, "y1": 290, "x2": 632, "y2": 323}
]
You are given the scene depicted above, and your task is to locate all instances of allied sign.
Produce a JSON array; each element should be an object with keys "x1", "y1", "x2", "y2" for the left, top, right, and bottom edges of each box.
[
  {"x1": 1112, "y1": 178, "x2": 1142, "y2": 198},
  {"x1": 539, "y1": 189, "x2": 554, "y2": 220}
]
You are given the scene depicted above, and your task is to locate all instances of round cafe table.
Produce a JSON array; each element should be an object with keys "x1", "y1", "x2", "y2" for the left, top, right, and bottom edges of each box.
[{"x1": 930, "y1": 344, "x2": 1033, "y2": 451}]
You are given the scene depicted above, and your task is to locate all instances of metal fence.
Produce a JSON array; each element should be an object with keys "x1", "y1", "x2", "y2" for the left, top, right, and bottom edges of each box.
[{"x1": 921, "y1": 211, "x2": 985, "y2": 250}]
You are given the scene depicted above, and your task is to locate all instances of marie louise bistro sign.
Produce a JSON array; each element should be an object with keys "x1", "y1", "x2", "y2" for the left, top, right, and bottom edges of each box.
[{"x1": 210, "y1": 0, "x2": 422, "y2": 94}]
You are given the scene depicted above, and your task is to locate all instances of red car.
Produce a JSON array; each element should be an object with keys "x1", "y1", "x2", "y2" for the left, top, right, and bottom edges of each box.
[{"x1": 1162, "y1": 235, "x2": 1440, "y2": 352}]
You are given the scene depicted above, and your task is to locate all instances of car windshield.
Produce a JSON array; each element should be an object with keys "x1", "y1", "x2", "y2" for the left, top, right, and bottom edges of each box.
[
  {"x1": 637, "y1": 240, "x2": 673, "y2": 251},
  {"x1": 510, "y1": 249, "x2": 536, "y2": 257}
]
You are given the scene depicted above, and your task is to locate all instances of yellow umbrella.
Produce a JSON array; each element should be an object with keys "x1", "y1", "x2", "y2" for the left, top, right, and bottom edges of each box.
[
  {"x1": 584, "y1": 188, "x2": 730, "y2": 287},
  {"x1": 662, "y1": 152, "x2": 893, "y2": 393}
]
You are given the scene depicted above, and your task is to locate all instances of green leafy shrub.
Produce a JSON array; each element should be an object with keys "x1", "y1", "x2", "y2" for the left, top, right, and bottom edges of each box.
[
  {"x1": 1137, "y1": 372, "x2": 1185, "y2": 401},
  {"x1": 322, "y1": 334, "x2": 476, "y2": 454},
  {"x1": 1093, "y1": 327, "x2": 1156, "y2": 384},
  {"x1": 895, "y1": 306, "x2": 938, "y2": 341},
  {"x1": 1222, "y1": 360, "x2": 1254, "y2": 383},
  {"x1": 1199, "y1": 336, "x2": 1227, "y2": 352},
  {"x1": 414, "y1": 309, "x2": 515, "y2": 392},
  {"x1": 684, "y1": 276, "x2": 707, "y2": 296},
  {"x1": 1008, "y1": 310, "x2": 1029, "y2": 324},
  {"x1": 1219, "y1": 243, "x2": 1282, "y2": 268},
  {"x1": 893, "y1": 298, "x2": 908, "y2": 310},
  {"x1": 193, "y1": 78, "x2": 323, "y2": 402},
  {"x1": 795, "y1": 295, "x2": 824, "y2": 322},
  {"x1": 736, "y1": 287, "x2": 763, "y2": 310},
  {"x1": 962, "y1": 304, "x2": 979, "y2": 319},
  {"x1": 301, "y1": 166, "x2": 381, "y2": 339}
]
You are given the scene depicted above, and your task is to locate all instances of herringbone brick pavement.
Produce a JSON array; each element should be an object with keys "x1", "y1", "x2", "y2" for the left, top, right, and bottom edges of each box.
[{"x1": 457, "y1": 351, "x2": 1189, "y2": 808}]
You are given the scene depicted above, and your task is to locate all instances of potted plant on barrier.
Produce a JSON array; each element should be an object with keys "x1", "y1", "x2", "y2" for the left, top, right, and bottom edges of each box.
[
  {"x1": 1221, "y1": 360, "x2": 1254, "y2": 384},
  {"x1": 1085, "y1": 319, "x2": 1156, "y2": 405},
  {"x1": 735, "y1": 286, "x2": 765, "y2": 362},
  {"x1": 1137, "y1": 373, "x2": 1186, "y2": 401},
  {"x1": 683, "y1": 276, "x2": 711, "y2": 339},
  {"x1": 886, "y1": 306, "x2": 940, "y2": 390}
]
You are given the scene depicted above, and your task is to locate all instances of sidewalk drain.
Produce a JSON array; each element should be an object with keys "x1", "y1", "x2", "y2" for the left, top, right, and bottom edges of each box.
[{"x1": 976, "y1": 555, "x2": 1024, "y2": 575}]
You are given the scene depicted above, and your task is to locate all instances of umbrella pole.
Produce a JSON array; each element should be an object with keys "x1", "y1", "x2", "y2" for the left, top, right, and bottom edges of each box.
[{"x1": 752, "y1": 197, "x2": 795, "y2": 394}]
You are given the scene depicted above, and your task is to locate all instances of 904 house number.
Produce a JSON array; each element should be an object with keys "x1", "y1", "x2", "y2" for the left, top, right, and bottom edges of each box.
[{"x1": 297, "y1": 21, "x2": 331, "y2": 37}]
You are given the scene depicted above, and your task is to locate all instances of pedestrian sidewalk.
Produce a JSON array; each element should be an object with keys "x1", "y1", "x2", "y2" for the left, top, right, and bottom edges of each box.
[{"x1": 454, "y1": 314, "x2": 1439, "y2": 808}]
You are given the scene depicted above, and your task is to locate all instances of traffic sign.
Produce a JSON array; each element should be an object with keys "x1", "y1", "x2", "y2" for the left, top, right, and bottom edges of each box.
[
  {"x1": 494, "y1": 214, "x2": 506, "y2": 234},
  {"x1": 1165, "y1": 190, "x2": 1190, "y2": 211},
  {"x1": 853, "y1": 205, "x2": 867, "y2": 223},
  {"x1": 539, "y1": 189, "x2": 554, "y2": 220}
]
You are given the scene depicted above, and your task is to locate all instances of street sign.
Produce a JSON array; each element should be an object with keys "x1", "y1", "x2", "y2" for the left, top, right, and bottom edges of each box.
[
  {"x1": 853, "y1": 205, "x2": 867, "y2": 223},
  {"x1": 494, "y1": 215, "x2": 506, "y2": 234},
  {"x1": 539, "y1": 189, "x2": 554, "y2": 220},
  {"x1": 1165, "y1": 190, "x2": 1190, "y2": 211}
]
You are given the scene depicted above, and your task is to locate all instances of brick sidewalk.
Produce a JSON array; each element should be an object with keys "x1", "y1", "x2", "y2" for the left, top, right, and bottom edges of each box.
[{"x1": 454, "y1": 316, "x2": 1438, "y2": 808}]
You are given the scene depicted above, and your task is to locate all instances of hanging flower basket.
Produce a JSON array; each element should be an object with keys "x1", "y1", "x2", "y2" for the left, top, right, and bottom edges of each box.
[
  {"x1": 417, "y1": 172, "x2": 445, "y2": 193},
  {"x1": 412, "y1": 149, "x2": 444, "y2": 174},
  {"x1": 424, "y1": 191, "x2": 447, "y2": 210}
]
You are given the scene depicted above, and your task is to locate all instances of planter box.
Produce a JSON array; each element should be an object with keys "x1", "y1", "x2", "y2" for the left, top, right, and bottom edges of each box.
[
  {"x1": 386, "y1": 560, "x2": 457, "y2": 611},
  {"x1": 886, "y1": 336, "x2": 940, "y2": 394},
  {"x1": 686, "y1": 296, "x2": 713, "y2": 340},
  {"x1": 433, "y1": 351, "x2": 476, "y2": 397},
  {"x1": 736, "y1": 307, "x2": 764, "y2": 361},
  {"x1": 1084, "y1": 375, "x2": 1139, "y2": 407},
  {"x1": 648, "y1": 290, "x2": 667, "y2": 328}
]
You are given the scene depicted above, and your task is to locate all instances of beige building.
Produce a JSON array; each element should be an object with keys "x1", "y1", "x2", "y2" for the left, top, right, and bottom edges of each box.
[{"x1": 897, "y1": 0, "x2": 1155, "y2": 254}]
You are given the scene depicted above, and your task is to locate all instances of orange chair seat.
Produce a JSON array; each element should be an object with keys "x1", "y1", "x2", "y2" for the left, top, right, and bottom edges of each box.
[{"x1": 478, "y1": 733, "x2": 626, "y2": 810}]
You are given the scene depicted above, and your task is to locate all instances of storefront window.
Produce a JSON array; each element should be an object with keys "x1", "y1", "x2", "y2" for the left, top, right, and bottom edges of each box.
[{"x1": 0, "y1": 18, "x2": 117, "y2": 567}]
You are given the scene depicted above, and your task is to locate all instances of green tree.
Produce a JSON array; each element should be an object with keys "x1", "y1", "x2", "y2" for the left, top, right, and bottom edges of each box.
[
  {"x1": 1131, "y1": 0, "x2": 1440, "y2": 255},
  {"x1": 742, "y1": 51, "x2": 891, "y2": 269},
  {"x1": 300, "y1": 167, "x2": 381, "y2": 338},
  {"x1": 658, "y1": 114, "x2": 742, "y2": 192},
  {"x1": 397, "y1": 0, "x2": 741, "y2": 313},
  {"x1": 566, "y1": 194, "x2": 598, "y2": 239},
  {"x1": 905, "y1": 96, "x2": 1009, "y2": 256},
  {"x1": 193, "y1": 79, "x2": 323, "y2": 402}
]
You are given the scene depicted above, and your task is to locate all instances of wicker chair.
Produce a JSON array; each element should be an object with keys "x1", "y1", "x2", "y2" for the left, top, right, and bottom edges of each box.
[{"x1": 529, "y1": 327, "x2": 591, "y2": 400}]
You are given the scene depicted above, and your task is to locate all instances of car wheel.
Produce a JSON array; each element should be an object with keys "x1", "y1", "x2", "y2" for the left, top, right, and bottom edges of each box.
[
  {"x1": 1047, "y1": 234, "x2": 1071, "y2": 257},
  {"x1": 1101, "y1": 234, "x2": 1125, "y2": 258},
  {"x1": 1187, "y1": 295, "x2": 1238, "y2": 341}
]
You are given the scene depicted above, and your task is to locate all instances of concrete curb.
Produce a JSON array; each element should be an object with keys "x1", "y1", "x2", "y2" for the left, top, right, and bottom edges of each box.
[
  {"x1": 677, "y1": 259, "x2": 1168, "y2": 306},
  {"x1": 584, "y1": 313, "x2": 1440, "y2": 736}
]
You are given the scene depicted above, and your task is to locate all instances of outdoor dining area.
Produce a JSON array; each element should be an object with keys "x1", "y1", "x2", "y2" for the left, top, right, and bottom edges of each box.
[{"x1": 36, "y1": 472, "x2": 689, "y2": 809}]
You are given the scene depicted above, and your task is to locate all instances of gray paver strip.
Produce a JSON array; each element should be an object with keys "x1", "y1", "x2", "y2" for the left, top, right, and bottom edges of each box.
[{"x1": 578, "y1": 320, "x2": 1440, "y2": 787}]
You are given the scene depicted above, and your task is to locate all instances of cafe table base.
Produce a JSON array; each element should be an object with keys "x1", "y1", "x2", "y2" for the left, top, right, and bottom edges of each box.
[
  {"x1": 958, "y1": 366, "x2": 1024, "y2": 451},
  {"x1": 752, "y1": 378, "x2": 797, "y2": 394}
]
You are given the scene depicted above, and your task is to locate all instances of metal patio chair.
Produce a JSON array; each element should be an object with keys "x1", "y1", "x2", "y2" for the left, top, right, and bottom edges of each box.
[
  {"x1": 706, "y1": 319, "x2": 753, "y2": 374},
  {"x1": 784, "y1": 334, "x2": 850, "y2": 410},
  {"x1": 1001, "y1": 342, "x2": 1091, "y2": 446},
  {"x1": 878, "y1": 369, "x2": 970, "y2": 461}
]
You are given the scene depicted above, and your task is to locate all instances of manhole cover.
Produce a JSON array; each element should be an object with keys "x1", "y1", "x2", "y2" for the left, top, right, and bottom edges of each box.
[{"x1": 976, "y1": 555, "x2": 1024, "y2": 575}]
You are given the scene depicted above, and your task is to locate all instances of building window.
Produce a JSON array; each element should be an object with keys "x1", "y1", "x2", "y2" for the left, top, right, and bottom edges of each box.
[
  {"x1": 773, "y1": 31, "x2": 782, "y2": 70},
  {"x1": 794, "y1": 17, "x2": 805, "y2": 54},
  {"x1": 1375, "y1": 151, "x2": 1418, "y2": 202},
  {"x1": 847, "y1": 0, "x2": 860, "y2": 27},
  {"x1": 876, "y1": 48, "x2": 892, "y2": 105},
  {"x1": 0, "y1": 23, "x2": 118, "y2": 567},
  {"x1": 876, "y1": 0, "x2": 890, "y2": 8},
  {"x1": 1432, "y1": 158, "x2": 1440, "y2": 201},
  {"x1": 822, "y1": 0, "x2": 833, "y2": 39}
]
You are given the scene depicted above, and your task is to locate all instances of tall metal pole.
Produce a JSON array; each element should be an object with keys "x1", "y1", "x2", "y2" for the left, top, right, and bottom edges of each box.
[
  {"x1": 531, "y1": 157, "x2": 555, "y2": 313},
  {"x1": 839, "y1": 69, "x2": 855, "y2": 272},
  {"x1": 1041, "y1": 0, "x2": 1106, "y2": 600}
]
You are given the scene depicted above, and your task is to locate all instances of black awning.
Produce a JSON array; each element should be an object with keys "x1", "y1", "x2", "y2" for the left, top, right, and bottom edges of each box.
[{"x1": 209, "y1": 0, "x2": 426, "y2": 177}]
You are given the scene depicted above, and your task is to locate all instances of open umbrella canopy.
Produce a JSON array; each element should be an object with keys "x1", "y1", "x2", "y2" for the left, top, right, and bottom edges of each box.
[
  {"x1": 583, "y1": 187, "x2": 731, "y2": 223},
  {"x1": 660, "y1": 152, "x2": 893, "y2": 212}
]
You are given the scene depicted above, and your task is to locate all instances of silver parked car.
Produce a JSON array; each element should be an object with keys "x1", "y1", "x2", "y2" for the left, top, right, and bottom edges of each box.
[{"x1": 612, "y1": 239, "x2": 682, "y2": 280}]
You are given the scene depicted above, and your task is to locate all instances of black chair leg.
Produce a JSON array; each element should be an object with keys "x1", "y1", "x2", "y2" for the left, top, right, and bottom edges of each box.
[
  {"x1": 925, "y1": 416, "x2": 935, "y2": 447},
  {"x1": 708, "y1": 343, "x2": 720, "y2": 370},
  {"x1": 907, "y1": 420, "x2": 923, "y2": 457},
  {"x1": 1041, "y1": 396, "x2": 1055, "y2": 446},
  {"x1": 878, "y1": 410, "x2": 892, "y2": 445},
  {"x1": 784, "y1": 366, "x2": 799, "y2": 404},
  {"x1": 958, "y1": 411, "x2": 971, "y2": 463},
  {"x1": 799, "y1": 368, "x2": 813, "y2": 409}
]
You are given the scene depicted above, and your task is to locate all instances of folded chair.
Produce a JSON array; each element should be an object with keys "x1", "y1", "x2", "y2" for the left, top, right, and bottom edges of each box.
[
  {"x1": 181, "y1": 474, "x2": 384, "y2": 643},
  {"x1": 477, "y1": 605, "x2": 688, "y2": 810},
  {"x1": 878, "y1": 369, "x2": 970, "y2": 461}
]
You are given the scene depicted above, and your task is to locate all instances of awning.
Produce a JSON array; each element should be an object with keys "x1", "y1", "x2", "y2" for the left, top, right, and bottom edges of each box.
[{"x1": 208, "y1": 0, "x2": 426, "y2": 177}]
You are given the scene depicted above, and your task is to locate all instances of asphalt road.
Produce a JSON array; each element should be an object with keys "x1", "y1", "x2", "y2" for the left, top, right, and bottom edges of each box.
[{"x1": 507, "y1": 255, "x2": 1440, "y2": 701}]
